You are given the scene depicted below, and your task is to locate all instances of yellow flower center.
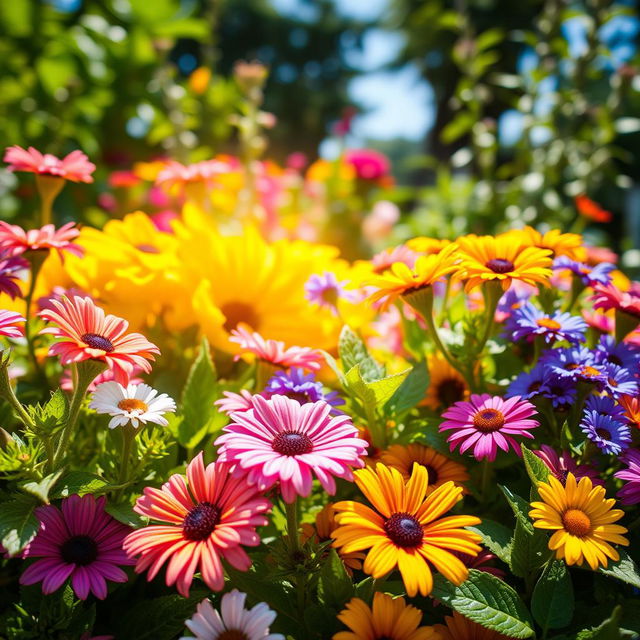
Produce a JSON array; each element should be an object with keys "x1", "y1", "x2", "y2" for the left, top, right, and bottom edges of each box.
[
  {"x1": 472, "y1": 408, "x2": 505, "y2": 432},
  {"x1": 562, "y1": 508, "x2": 591, "y2": 537},
  {"x1": 580, "y1": 365, "x2": 601, "y2": 378},
  {"x1": 117, "y1": 398, "x2": 149, "y2": 413},
  {"x1": 536, "y1": 317, "x2": 561, "y2": 330}
]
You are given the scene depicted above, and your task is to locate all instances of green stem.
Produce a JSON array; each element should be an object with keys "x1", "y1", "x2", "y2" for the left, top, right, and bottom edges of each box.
[
  {"x1": 285, "y1": 498, "x2": 300, "y2": 558},
  {"x1": 476, "y1": 281, "x2": 502, "y2": 356},
  {"x1": 35, "y1": 175, "x2": 64, "y2": 226},
  {"x1": 23, "y1": 252, "x2": 48, "y2": 387},
  {"x1": 0, "y1": 355, "x2": 36, "y2": 431},
  {"x1": 118, "y1": 426, "x2": 135, "y2": 485},
  {"x1": 480, "y1": 458, "x2": 493, "y2": 503}
]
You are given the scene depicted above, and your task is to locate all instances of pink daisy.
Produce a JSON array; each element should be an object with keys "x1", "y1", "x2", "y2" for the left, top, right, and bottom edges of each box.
[
  {"x1": 439, "y1": 394, "x2": 539, "y2": 461},
  {"x1": 214, "y1": 389, "x2": 256, "y2": 415},
  {"x1": 20, "y1": 494, "x2": 133, "y2": 600},
  {"x1": 215, "y1": 394, "x2": 367, "y2": 502},
  {"x1": 38, "y1": 296, "x2": 160, "y2": 385},
  {"x1": 593, "y1": 283, "x2": 640, "y2": 319},
  {"x1": 229, "y1": 326, "x2": 324, "y2": 371},
  {"x1": 156, "y1": 159, "x2": 229, "y2": 196},
  {"x1": 4, "y1": 146, "x2": 95, "y2": 183},
  {"x1": 0, "y1": 310, "x2": 25, "y2": 338},
  {"x1": 123, "y1": 453, "x2": 271, "y2": 597},
  {"x1": 0, "y1": 221, "x2": 83, "y2": 260},
  {"x1": 533, "y1": 444, "x2": 603, "y2": 486}
]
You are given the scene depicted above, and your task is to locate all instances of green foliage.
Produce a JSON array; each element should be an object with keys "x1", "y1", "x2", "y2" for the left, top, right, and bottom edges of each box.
[
  {"x1": 50, "y1": 470, "x2": 111, "y2": 498},
  {"x1": 576, "y1": 605, "x2": 623, "y2": 640},
  {"x1": 338, "y1": 325, "x2": 385, "y2": 382},
  {"x1": 468, "y1": 519, "x2": 512, "y2": 565},
  {"x1": 383, "y1": 359, "x2": 429, "y2": 417},
  {"x1": 531, "y1": 560, "x2": 574, "y2": 632},
  {"x1": 521, "y1": 445, "x2": 550, "y2": 488},
  {"x1": 431, "y1": 569, "x2": 535, "y2": 638},
  {"x1": 26, "y1": 389, "x2": 68, "y2": 437},
  {"x1": 0, "y1": 495, "x2": 39, "y2": 555},
  {"x1": 318, "y1": 550, "x2": 353, "y2": 610},
  {"x1": 598, "y1": 549, "x2": 640, "y2": 589},
  {"x1": 19, "y1": 470, "x2": 64, "y2": 503}
]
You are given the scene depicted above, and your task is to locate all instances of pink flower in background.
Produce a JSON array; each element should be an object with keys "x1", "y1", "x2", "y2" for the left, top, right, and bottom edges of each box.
[
  {"x1": 156, "y1": 159, "x2": 229, "y2": 195},
  {"x1": 615, "y1": 449, "x2": 640, "y2": 505},
  {"x1": 344, "y1": 149, "x2": 390, "y2": 182},
  {"x1": 440, "y1": 394, "x2": 539, "y2": 461},
  {"x1": 39, "y1": 296, "x2": 160, "y2": 385},
  {"x1": 0, "y1": 250, "x2": 27, "y2": 299},
  {"x1": 214, "y1": 389, "x2": 256, "y2": 415},
  {"x1": 215, "y1": 395, "x2": 366, "y2": 502},
  {"x1": 229, "y1": 326, "x2": 324, "y2": 371},
  {"x1": 305, "y1": 271, "x2": 358, "y2": 314},
  {"x1": 582, "y1": 309, "x2": 614, "y2": 334},
  {"x1": 0, "y1": 221, "x2": 83, "y2": 260},
  {"x1": 37, "y1": 286, "x2": 92, "y2": 313},
  {"x1": 20, "y1": 494, "x2": 133, "y2": 599},
  {"x1": 60, "y1": 363, "x2": 144, "y2": 392},
  {"x1": 371, "y1": 245, "x2": 416, "y2": 274},
  {"x1": 533, "y1": 444, "x2": 603, "y2": 486},
  {"x1": 362, "y1": 201, "x2": 401, "y2": 244},
  {"x1": 0, "y1": 310, "x2": 25, "y2": 338},
  {"x1": 593, "y1": 283, "x2": 640, "y2": 319},
  {"x1": 4, "y1": 146, "x2": 95, "y2": 183}
]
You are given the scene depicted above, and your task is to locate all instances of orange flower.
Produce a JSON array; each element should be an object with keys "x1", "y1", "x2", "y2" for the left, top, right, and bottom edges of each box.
[{"x1": 575, "y1": 195, "x2": 612, "y2": 223}]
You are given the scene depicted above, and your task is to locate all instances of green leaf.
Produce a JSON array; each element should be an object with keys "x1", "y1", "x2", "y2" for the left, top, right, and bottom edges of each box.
[
  {"x1": 366, "y1": 369, "x2": 411, "y2": 407},
  {"x1": 383, "y1": 360, "x2": 429, "y2": 417},
  {"x1": 576, "y1": 605, "x2": 623, "y2": 640},
  {"x1": 598, "y1": 548, "x2": 640, "y2": 589},
  {"x1": 531, "y1": 560, "x2": 574, "y2": 631},
  {"x1": 50, "y1": 470, "x2": 111, "y2": 498},
  {"x1": 510, "y1": 518, "x2": 551, "y2": 578},
  {"x1": 431, "y1": 570, "x2": 535, "y2": 638},
  {"x1": 20, "y1": 469, "x2": 64, "y2": 503},
  {"x1": 468, "y1": 519, "x2": 512, "y2": 564},
  {"x1": 178, "y1": 337, "x2": 218, "y2": 448},
  {"x1": 500, "y1": 485, "x2": 534, "y2": 532},
  {"x1": 339, "y1": 325, "x2": 384, "y2": 382},
  {"x1": 0, "y1": 497, "x2": 39, "y2": 555},
  {"x1": 521, "y1": 445, "x2": 549, "y2": 488},
  {"x1": 105, "y1": 501, "x2": 147, "y2": 528},
  {"x1": 44, "y1": 389, "x2": 68, "y2": 422},
  {"x1": 319, "y1": 549, "x2": 354, "y2": 609}
]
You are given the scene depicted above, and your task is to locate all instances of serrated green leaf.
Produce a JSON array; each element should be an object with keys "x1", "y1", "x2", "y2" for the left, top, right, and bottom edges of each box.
[
  {"x1": 500, "y1": 485, "x2": 534, "y2": 533},
  {"x1": 576, "y1": 605, "x2": 622, "y2": 639},
  {"x1": 521, "y1": 445, "x2": 550, "y2": 488},
  {"x1": 0, "y1": 497, "x2": 39, "y2": 555},
  {"x1": 510, "y1": 518, "x2": 551, "y2": 578},
  {"x1": 468, "y1": 519, "x2": 512, "y2": 564},
  {"x1": 20, "y1": 469, "x2": 64, "y2": 503},
  {"x1": 431, "y1": 570, "x2": 535, "y2": 638},
  {"x1": 50, "y1": 470, "x2": 111, "y2": 498},
  {"x1": 383, "y1": 360, "x2": 429, "y2": 417},
  {"x1": 366, "y1": 369, "x2": 411, "y2": 407},
  {"x1": 598, "y1": 548, "x2": 640, "y2": 589},
  {"x1": 319, "y1": 549, "x2": 354, "y2": 609},
  {"x1": 339, "y1": 325, "x2": 385, "y2": 382},
  {"x1": 531, "y1": 560, "x2": 574, "y2": 631},
  {"x1": 44, "y1": 389, "x2": 68, "y2": 422}
]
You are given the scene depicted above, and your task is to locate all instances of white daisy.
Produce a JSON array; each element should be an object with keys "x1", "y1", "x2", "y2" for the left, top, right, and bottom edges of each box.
[
  {"x1": 89, "y1": 381, "x2": 176, "y2": 429},
  {"x1": 181, "y1": 591, "x2": 284, "y2": 640}
]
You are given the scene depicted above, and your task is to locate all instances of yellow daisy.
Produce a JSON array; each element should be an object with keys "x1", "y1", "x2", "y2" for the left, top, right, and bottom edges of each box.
[
  {"x1": 332, "y1": 463, "x2": 481, "y2": 597},
  {"x1": 334, "y1": 592, "x2": 439, "y2": 640},
  {"x1": 367, "y1": 243, "x2": 459, "y2": 311},
  {"x1": 433, "y1": 611, "x2": 512, "y2": 640},
  {"x1": 455, "y1": 233, "x2": 552, "y2": 292},
  {"x1": 422, "y1": 353, "x2": 469, "y2": 411},
  {"x1": 529, "y1": 473, "x2": 629, "y2": 570},
  {"x1": 406, "y1": 237, "x2": 452, "y2": 255},
  {"x1": 380, "y1": 443, "x2": 469, "y2": 494},
  {"x1": 508, "y1": 226, "x2": 586, "y2": 261}
]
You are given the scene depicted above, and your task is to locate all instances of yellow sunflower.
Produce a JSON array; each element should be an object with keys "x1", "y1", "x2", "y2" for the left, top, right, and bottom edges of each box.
[
  {"x1": 332, "y1": 463, "x2": 481, "y2": 597},
  {"x1": 380, "y1": 443, "x2": 469, "y2": 494},
  {"x1": 508, "y1": 226, "x2": 586, "y2": 261},
  {"x1": 422, "y1": 353, "x2": 469, "y2": 410},
  {"x1": 455, "y1": 233, "x2": 552, "y2": 292},
  {"x1": 529, "y1": 473, "x2": 629, "y2": 570},
  {"x1": 334, "y1": 592, "x2": 439, "y2": 640},
  {"x1": 367, "y1": 243, "x2": 459, "y2": 311},
  {"x1": 433, "y1": 611, "x2": 511, "y2": 640}
]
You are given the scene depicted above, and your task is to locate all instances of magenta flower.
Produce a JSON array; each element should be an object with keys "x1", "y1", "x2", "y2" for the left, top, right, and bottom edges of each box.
[
  {"x1": 215, "y1": 395, "x2": 367, "y2": 502},
  {"x1": 0, "y1": 310, "x2": 25, "y2": 338},
  {"x1": 615, "y1": 449, "x2": 640, "y2": 505},
  {"x1": 440, "y1": 394, "x2": 539, "y2": 461},
  {"x1": 214, "y1": 389, "x2": 256, "y2": 415},
  {"x1": 533, "y1": 444, "x2": 603, "y2": 486},
  {"x1": 4, "y1": 146, "x2": 95, "y2": 183},
  {"x1": 20, "y1": 494, "x2": 133, "y2": 600}
]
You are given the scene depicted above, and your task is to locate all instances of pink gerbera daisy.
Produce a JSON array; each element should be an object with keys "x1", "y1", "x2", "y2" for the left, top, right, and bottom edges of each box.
[
  {"x1": 214, "y1": 389, "x2": 256, "y2": 415},
  {"x1": 439, "y1": 394, "x2": 539, "y2": 461},
  {"x1": 593, "y1": 283, "x2": 640, "y2": 319},
  {"x1": 215, "y1": 395, "x2": 367, "y2": 502},
  {"x1": 20, "y1": 494, "x2": 133, "y2": 600},
  {"x1": 123, "y1": 453, "x2": 271, "y2": 597},
  {"x1": 38, "y1": 296, "x2": 160, "y2": 385},
  {"x1": 229, "y1": 326, "x2": 324, "y2": 371},
  {"x1": 4, "y1": 146, "x2": 95, "y2": 183},
  {"x1": 0, "y1": 221, "x2": 83, "y2": 260},
  {"x1": 0, "y1": 310, "x2": 25, "y2": 338},
  {"x1": 156, "y1": 159, "x2": 229, "y2": 197}
]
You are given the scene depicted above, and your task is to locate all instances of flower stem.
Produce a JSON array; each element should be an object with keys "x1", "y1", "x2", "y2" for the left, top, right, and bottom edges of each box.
[
  {"x1": 23, "y1": 251, "x2": 48, "y2": 387},
  {"x1": 476, "y1": 281, "x2": 503, "y2": 356},
  {"x1": 285, "y1": 498, "x2": 300, "y2": 558},
  {"x1": 480, "y1": 458, "x2": 493, "y2": 503},
  {"x1": 118, "y1": 425, "x2": 136, "y2": 485},
  {"x1": 0, "y1": 354, "x2": 35, "y2": 431},
  {"x1": 35, "y1": 175, "x2": 64, "y2": 226}
]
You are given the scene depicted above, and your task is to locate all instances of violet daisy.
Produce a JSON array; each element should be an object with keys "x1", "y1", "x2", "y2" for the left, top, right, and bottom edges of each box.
[
  {"x1": 506, "y1": 363, "x2": 546, "y2": 401},
  {"x1": 263, "y1": 368, "x2": 344, "y2": 414},
  {"x1": 601, "y1": 362, "x2": 639, "y2": 398},
  {"x1": 614, "y1": 449, "x2": 640, "y2": 505},
  {"x1": 538, "y1": 376, "x2": 577, "y2": 409},
  {"x1": 584, "y1": 394, "x2": 626, "y2": 421},
  {"x1": 533, "y1": 444, "x2": 603, "y2": 486},
  {"x1": 594, "y1": 335, "x2": 640, "y2": 371},
  {"x1": 580, "y1": 410, "x2": 631, "y2": 455},
  {"x1": 214, "y1": 394, "x2": 367, "y2": 502},
  {"x1": 553, "y1": 256, "x2": 615, "y2": 287},
  {"x1": 304, "y1": 272, "x2": 358, "y2": 315},
  {"x1": 439, "y1": 394, "x2": 539, "y2": 461},
  {"x1": 504, "y1": 301, "x2": 586, "y2": 345},
  {"x1": 20, "y1": 494, "x2": 133, "y2": 599},
  {"x1": 540, "y1": 346, "x2": 597, "y2": 381}
]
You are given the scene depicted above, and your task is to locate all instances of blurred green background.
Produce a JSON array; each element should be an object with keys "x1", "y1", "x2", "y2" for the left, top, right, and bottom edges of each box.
[{"x1": 1, "y1": 0, "x2": 639, "y2": 253}]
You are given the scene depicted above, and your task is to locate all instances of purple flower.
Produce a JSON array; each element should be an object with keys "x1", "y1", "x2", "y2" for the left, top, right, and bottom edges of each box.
[
  {"x1": 584, "y1": 394, "x2": 626, "y2": 420},
  {"x1": 533, "y1": 444, "x2": 603, "y2": 486},
  {"x1": 539, "y1": 346, "x2": 596, "y2": 381},
  {"x1": 538, "y1": 376, "x2": 576, "y2": 409},
  {"x1": 594, "y1": 335, "x2": 640, "y2": 371},
  {"x1": 615, "y1": 449, "x2": 640, "y2": 505},
  {"x1": 506, "y1": 363, "x2": 546, "y2": 400},
  {"x1": 263, "y1": 368, "x2": 344, "y2": 414},
  {"x1": 580, "y1": 410, "x2": 631, "y2": 455},
  {"x1": 0, "y1": 250, "x2": 27, "y2": 299},
  {"x1": 304, "y1": 272, "x2": 357, "y2": 315},
  {"x1": 553, "y1": 256, "x2": 615, "y2": 287},
  {"x1": 504, "y1": 301, "x2": 586, "y2": 345},
  {"x1": 601, "y1": 362, "x2": 639, "y2": 398}
]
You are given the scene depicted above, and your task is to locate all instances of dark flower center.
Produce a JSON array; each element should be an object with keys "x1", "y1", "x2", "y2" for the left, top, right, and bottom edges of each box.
[
  {"x1": 411, "y1": 461, "x2": 439, "y2": 484},
  {"x1": 183, "y1": 502, "x2": 221, "y2": 541},
  {"x1": 473, "y1": 408, "x2": 505, "y2": 432},
  {"x1": 272, "y1": 431, "x2": 314, "y2": 456},
  {"x1": 437, "y1": 378, "x2": 466, "y2": 407},
  {"x1": 217, "y1": 631, "x2": 249, "y2": 640},
  {"x1": 60, "y1": 534, "x2": 99, "y2": 566},
  {"x1": 285, "y1": 391, "x2": 312, "y2": 405},
  {"x1": 608, "y1": 355, "x2": 622, "y2": 366},
  {"x1": 221, "y1": 302, "x2": 260, "y2": 333},
  {"x1": 528, "y1": 381, "x2": 542, "y2": 394},
  {"x1": 596, "y1": 428, "x2": 612, "y2": 440},
  {"x1": 81, "y1": 332, "x2": 114, "y2": 352},
  {"x1": 383, "y1": 512, "x2": 424, "y2": 548},
  {"x1": 486, "y1": 258, "x2": 515, "y2": 274}
]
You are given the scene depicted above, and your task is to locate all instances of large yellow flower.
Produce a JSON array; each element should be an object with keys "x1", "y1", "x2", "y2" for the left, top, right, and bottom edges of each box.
[
  {"x1": 506, "y1": 226, "x2": 586, "y2": 261},
  {"x1": 529, "y1": 473, "x2": 629, "y2": 570},
  {"x1": 406, "y1": 236, "x2": 451, "y2": 255},
  {"x1": 334, "y1": 592, "x2": 438, "y2": 640},
  {"x1": 368, "y1": 243, "x2": 459, "y2": 310},
  {"x1": 380, "y1": 443, "x2": 469, "y2": 494},
  {"x1": 433, "y1": 611, "x2": 512, "y2": 640},
  {"x1": 455, "y1": 233, "x2": 552, "y2": 292},
  {"x1": 332, "y1": 463, "x2": 481, "y2": 597},
  {"x1": 422, "y1": 353, "x2": 469, "y2": 411}
]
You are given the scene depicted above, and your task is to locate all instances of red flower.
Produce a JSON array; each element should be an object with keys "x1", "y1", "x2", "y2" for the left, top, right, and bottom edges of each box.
[{"x1": 575, "y1": 195, "x2": 612, "y2": 223}]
